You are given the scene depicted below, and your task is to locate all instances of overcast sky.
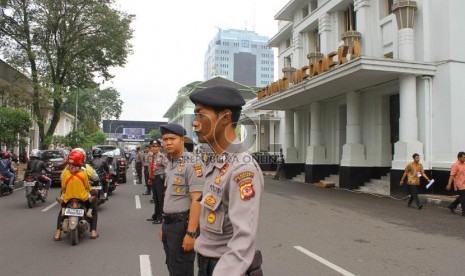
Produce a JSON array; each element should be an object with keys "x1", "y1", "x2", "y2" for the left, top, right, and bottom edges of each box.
[{"x1": 108, "y1": 0, "x2": 287, "y2": 122}]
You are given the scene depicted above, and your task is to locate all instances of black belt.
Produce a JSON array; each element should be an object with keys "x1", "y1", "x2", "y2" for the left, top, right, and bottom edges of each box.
[{"x1": 163, "y1": 211, "x2": 189, "y2": 224}]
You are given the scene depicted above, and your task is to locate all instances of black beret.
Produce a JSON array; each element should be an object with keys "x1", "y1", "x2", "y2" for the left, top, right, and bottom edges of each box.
[
  {"x1": 160, "y1": 124, "x2": 186, "y2": 136},
  {"x1": 189, "y1": 85, "x2": 245, "y2": 109}
]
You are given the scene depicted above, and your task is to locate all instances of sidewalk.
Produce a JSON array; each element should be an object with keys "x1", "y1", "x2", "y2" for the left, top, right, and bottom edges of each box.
[{"x1": 263, "y1": 171, "x2": 457, "y2": 209}]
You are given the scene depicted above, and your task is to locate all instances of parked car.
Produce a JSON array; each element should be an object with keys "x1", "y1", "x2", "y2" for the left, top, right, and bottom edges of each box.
[
  {"x1": 40, "y1": 149, "x2": 69, "y2": 186},
  {"x1": 93, "y1": 145, "x2": 128, "y2": 183}
]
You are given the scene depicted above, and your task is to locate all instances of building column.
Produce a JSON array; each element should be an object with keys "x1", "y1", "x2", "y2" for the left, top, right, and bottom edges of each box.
[
  {"x1": 269, "y1": 120, "x2": 276, "y2": 153},
  {"x1": 354, "y1": 0, "x2": 372, "y2": 56},
  {"x1": 392, "y1": 0, "x2": 423, "y2": 169},
  {"x1": 341, "y1": 91, "x2": 366, "y2": 166},
  {"x1": 284, "y1": 110, "x2": 298, "y2": 162},
  {"x1": 306, "y1": 102, "x2": 326, "y2": 164},
  {"x1": 318, "y1": 13, "x2": 332, "y2": 54}
]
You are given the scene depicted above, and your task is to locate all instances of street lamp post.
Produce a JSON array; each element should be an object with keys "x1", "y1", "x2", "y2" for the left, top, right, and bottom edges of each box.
[{"x1": 114, "y1": 125, "x2": 123, "y2": 146}]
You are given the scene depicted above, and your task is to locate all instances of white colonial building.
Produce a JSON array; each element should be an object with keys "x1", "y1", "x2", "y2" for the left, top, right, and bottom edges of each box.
[{"x1": 248, "y1": 0, "x2": 465, "y2": 195}]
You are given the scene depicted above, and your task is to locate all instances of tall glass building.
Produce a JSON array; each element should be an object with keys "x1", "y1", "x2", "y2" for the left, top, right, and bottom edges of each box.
[{"x1": 204, "y1": 28, "x2": 274, "y2": 87}]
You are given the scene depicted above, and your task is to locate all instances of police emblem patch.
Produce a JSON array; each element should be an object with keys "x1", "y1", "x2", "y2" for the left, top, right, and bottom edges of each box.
[
  {"x1": 239, "y1": 180, "x2": 255, "y2": 200},
  {"x1": 207, "y1": 211, "x2": 216, "y2": 224}
]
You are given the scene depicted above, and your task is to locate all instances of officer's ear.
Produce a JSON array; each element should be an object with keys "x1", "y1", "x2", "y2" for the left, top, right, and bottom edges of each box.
[{"x1": 219, "y1": 109, "x2": 232, "y2": 126}]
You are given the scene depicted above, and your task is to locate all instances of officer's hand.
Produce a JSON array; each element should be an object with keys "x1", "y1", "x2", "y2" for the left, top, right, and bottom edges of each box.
[
  {"x1": 182, "y1": 235, "x2": 195, "y2": 251},
  {"x1": 399, "y1": 181, "x2": 403, "y2": 186},
  {"x1": 158, "y1": 230, "x2": 162, "y2": 242},
  {"x1": 446, "y1": 184, "x2": 451, "y2": 191}
]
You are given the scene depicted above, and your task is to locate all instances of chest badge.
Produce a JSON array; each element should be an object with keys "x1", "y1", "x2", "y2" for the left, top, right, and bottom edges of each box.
[
  {"x1": 194, "y1": 163, "x2": 203, "y2": 178},
  {"x1": 173, "y1": 177, "x2": 182, "y2": 185},
  {"x1": 214, "y1": 176, "x2": 221, "y2": 185},
  {"x1": 204, "y1": 195, "x2": 216, "y2": 207},
  {"x1": 175, "y1": 187, "x2": 182, "y2": 193},
  {"x1": 207, "y1": 211, "x2": 216, "y2": 224}
]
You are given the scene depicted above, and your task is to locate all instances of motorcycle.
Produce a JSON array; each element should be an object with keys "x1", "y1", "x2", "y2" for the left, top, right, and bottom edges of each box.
[
  {"x1": 90, "y1": 179, "x2": 106, "y2": 206},
  {"x1": 106, "y1": 164, "x2": 118, "y2": 196},
  {"x1": 60, "y1": 198, "x2": 90, "y2": 246},
  {"x1": 0, "y1": 175, "x2": 14, "y2": 196},
  {"x1": 23, "y1": 174, "x2": 46, "y2": 208}
]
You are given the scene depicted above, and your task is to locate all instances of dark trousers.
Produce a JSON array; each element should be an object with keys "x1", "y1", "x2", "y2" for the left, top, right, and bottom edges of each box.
[
  {"x1": 449, "y1": 189, "x2": 465, "y2": 215},
  {"x1": 144, "y1": 165, "x2": 149, "y2": 185},
  {"x1": 152, "y1": 177, "x2": 165, "y2": 220},
  {"x1": 407, "y1": 185, "x2": 421, "y2": 207},
  {"x1": 135, "y1": 162, "x2": 142, "y2": 183},
  {"x1": 162, "y1": 220, "x2": 195, "y2": 276},
  {"x1": 197, "y1": 254, "x2": 219, "y2": 276}
]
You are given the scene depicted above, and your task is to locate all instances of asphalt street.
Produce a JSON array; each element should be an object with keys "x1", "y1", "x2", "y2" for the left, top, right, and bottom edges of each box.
[{"x1": 1, "y1": 166, "x2": 465, "y2": 276}]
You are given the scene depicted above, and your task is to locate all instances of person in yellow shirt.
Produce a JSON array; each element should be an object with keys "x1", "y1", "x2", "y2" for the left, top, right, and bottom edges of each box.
[{"x1": 54, "y1": 150, "x2": 99, "y2": 241}]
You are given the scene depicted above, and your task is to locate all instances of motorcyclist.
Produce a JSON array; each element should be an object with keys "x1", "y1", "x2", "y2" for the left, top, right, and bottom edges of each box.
[
  {"x1": 54, "y1": 150, "x2": 99, "y2": 241},
  {"x1": 90, "y1": 148, "x2": 110, "y2": 200},
  {"x1": 0, "y1": 151, "x2": 16, "y2": 189},
  {"x1": 24, "y1": 149, "x2": 52, "y2": 196}
]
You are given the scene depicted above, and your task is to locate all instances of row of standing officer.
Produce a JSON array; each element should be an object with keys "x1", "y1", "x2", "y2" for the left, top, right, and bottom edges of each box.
[{"x1": 157, "y1": 85, "x2": 264, "y2": 276}]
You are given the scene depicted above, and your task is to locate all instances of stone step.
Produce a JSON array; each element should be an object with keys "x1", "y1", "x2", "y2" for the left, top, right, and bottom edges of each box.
[{"x1": 292, "y1": 172, "x2": 305, "y2": 183}]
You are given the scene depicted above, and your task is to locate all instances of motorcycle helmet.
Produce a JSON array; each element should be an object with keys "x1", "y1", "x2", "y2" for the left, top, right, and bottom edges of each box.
[
  {"x1": 30, "y1": 149, "x2": 41, "y2": 158},
  {"x1": 71, "y1": 148, "x2": 87, "y2": 159},
  {"x1": 67, "y1": 150, "x2": 85, "y2": 167},
  {"x1": 92, "y1": 147, "x2": 103, "y2": 157},
  {"x1": 106, "y1": 151, "x2": 115, "y2": 159}
]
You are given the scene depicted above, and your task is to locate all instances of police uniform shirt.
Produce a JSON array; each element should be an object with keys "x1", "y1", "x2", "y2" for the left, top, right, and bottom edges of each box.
[
  {"x1": 143, "y1": 151, "x2": 151, "y2": 167},
  {"x1": 194, "y1": 142, "x2": 264, "y2": 276},
  {"x1": 154, "y1": 152, "x2": 167, "y2": 176},
  {"x1": 163, "y1": 151, "x2": 204, "y2": 214}
]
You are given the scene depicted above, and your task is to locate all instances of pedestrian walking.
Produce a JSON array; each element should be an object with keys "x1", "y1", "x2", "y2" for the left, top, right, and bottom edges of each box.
[
  {"x1": 190, "y1": 85, "x2": 264, "y2": 276},
  {"x1": 446, "y1": 151, "x2": 465, "y2": 215},
  {"x1": 147, "y1": 140, "x2": 167, "y2": 224},
  {"x1": 158, "y1": 123, "x2": 204, "y2": 276},
  {"x1": 400, "y1": 153, "x2": 430, "y2": 210},
  {"x1": 273, "y1": 149, "x2": 285, "y2": 180},
  {"x1": 135, "y1": 147, "x2": 143, "y2": 184}
]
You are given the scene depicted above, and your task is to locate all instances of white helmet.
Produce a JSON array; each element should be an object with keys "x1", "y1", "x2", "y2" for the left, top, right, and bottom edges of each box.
[
  {"x1": 30, "y1": 149, "x2": 41, "y2": 158},
  {"x1": 106, "y1": 151, "x2": 115, "y2": 158}
]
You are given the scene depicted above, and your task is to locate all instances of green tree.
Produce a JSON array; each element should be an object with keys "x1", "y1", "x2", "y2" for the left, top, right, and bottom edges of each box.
[
  {"x1": 0, "y1": 0, "x2": 134, "y2": 149},
  {"x1": 146, "y1": 129, "x2": 161, "y2": 140},
  {"x1": 0, "y1": 107, "x2": 32, "y2": 148},
  {"x1": 62, "y1": 86, "x2": 123, "y2": 133}
]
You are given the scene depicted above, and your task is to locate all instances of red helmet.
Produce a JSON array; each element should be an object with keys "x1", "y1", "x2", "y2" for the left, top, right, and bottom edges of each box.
[
  {"x1": 2, "y1": 151, "x2": 11, "y2": 159},
  {"x1": 67, "y1": 150, "x2": 85, "y2": 167}
]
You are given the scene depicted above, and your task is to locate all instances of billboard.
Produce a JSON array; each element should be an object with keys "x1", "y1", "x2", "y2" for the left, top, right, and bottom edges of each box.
[{"x1": 123, "y1": 128, "x2": 145, "y2": 140}]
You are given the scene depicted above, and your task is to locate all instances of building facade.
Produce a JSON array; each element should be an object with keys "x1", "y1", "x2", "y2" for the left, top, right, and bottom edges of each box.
[
  {"x1": 249, "y1": 0, "x2": 465, "y2": 195},
  {"x1": 204, "y1": 29, "x2": 275, "y2": 87}
]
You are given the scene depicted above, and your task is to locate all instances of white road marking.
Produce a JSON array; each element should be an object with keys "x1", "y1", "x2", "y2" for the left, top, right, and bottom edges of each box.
[
  {"x1": 134, "y1": 179, "x2": 137, "y2": 186},
  {"x1": 42, "y1": 201, "x2": 58, "y2": 212},
  {"x1": 135, "y1": 195, "x2": 141, "y2": 209},
  {"x1": 294, "y1": 246, "x2": 356, "y2": 276},
  {"x1": 139, "y1": 255, "x2": 153, "y2": 276},
  {"x1": 13, "y1": 186, "x2": 25, "y2": 191}
]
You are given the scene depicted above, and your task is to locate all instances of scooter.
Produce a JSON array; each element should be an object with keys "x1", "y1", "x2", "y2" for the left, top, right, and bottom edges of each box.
[
  {"x1": 23, "y1": 174, "x2": 47, "y2": 208},
  {"x1": 106, "y1": 164, "x2": 118, "y2": 196},
  {"x1": 60, "y1": 198, "x2": 90, "y2": 246}
]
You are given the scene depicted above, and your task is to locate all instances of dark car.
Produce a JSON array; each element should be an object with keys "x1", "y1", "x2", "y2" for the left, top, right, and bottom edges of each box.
[
  {"x1": 40, "y1": 149, "x2": 69, "y2": 186},
  {"x1": 93, "y1": 145, "x2": 128, "y2": 183}
]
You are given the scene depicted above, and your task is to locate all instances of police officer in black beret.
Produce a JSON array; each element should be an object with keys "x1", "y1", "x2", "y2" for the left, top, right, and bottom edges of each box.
[
  {"x1": 158, "y1": 123, "x2": 204, "y2": 276},
  {"x1": 190, "y1": 86, "x2": 264, "y2": 276}
]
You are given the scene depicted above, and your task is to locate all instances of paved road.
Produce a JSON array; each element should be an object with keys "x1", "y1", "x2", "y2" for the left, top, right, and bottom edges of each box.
[{"x1": 1, "y1": 166, "x2": 465, "y2": 276}]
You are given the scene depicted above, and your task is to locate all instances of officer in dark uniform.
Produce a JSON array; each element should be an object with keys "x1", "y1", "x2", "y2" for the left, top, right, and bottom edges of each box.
[
  {"x1": 190, "y1": 86, "x2": 264, "y2": 276},
  {"x1": 159, "y1": 123, "x2": 204, "y2": 276}
]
